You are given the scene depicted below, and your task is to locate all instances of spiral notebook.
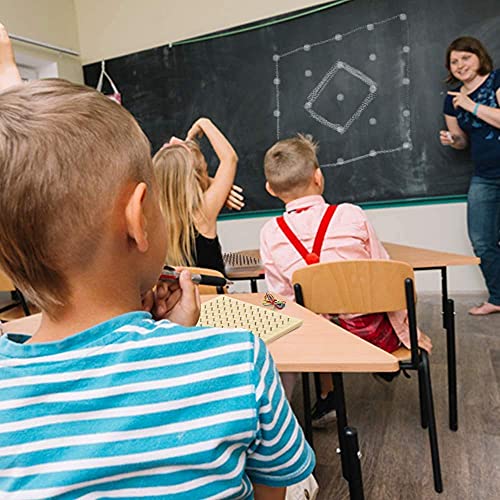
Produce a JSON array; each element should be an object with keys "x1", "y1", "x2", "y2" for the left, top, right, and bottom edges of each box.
[{"x1": 197, "y1": 295, "x2": 302, "y2": 344}]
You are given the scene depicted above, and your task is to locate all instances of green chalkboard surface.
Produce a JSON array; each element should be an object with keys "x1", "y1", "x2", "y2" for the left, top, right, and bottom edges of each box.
[{"x1": 83, "y1": 0, "x2": 500, "y2": 214}]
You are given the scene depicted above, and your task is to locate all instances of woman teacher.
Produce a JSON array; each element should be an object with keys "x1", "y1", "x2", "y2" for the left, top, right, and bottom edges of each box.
[{"x1": 440, "y1": 37, "x2": 500, "y2": 315}]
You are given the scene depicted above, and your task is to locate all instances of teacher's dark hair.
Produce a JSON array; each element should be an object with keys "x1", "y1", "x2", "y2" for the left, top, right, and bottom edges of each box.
[{"x1": 445, "y1": 36, "x2": 493, "y2": 84}]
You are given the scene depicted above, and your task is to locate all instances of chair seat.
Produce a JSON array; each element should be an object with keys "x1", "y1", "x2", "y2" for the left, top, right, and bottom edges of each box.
[{"x1": 392, "y1": 346, "x2": 411, "y2": 362}]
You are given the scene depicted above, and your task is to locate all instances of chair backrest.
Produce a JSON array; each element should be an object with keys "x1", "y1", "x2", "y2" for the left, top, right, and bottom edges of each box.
[
  {"x1": 292, "y1": 259, "x2": 419, "y2": 361},
  {"x1": 0, "y1": 269, "x2": 15, "y2": 292},
  {"x1": 185, "y1": 267, "x2": 227, "y2": 295},
  {"x1": 292, "y1": 260, "x2": 415, "y2": 315}
]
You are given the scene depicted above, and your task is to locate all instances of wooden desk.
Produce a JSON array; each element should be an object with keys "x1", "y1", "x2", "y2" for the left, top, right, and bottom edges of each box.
[
  {"x1": 383, "y1": 242, "x2": 479, "y2": 269},
  {"x1": 384, "y1": 242, "x2": 479, "y2": 432},
  {"x1": 225, "y1": 244, "x2": 480, "y2": 432},
  {"x1": 202, "y1": 293, "x2": 397, "y2": 373},
  {"x1": 3, "y1": 294, "x2": 398, "y2": 500}
]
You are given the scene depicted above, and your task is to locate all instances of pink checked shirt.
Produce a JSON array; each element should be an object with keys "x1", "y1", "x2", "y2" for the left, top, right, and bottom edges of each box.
[{"x1": 260, "y1": 195, "x2": 431, "y2": 351}]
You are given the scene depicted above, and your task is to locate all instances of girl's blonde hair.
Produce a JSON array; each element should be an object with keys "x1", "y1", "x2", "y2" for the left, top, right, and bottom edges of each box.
[{"x1": 153, "y1": 140, "x2": 207, "y2": 266}]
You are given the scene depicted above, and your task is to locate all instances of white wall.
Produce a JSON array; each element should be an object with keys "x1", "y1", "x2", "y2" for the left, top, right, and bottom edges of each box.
[
  {"x1": 69, "y1": 0, "x2": 483, "y2": 295},
  {"x1": 74, "y1": 0, "x2": 330, "y2": 64},
  {"x1": 0, "y1": 0, "x2": 83, "y2": 83},
  {"x1": 218, "y1": 203, "x2": 484, "y2": 294}
]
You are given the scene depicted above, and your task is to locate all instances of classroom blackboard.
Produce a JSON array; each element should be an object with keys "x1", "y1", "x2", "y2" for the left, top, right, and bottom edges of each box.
[{"x1": 83, "y1": 0, "x2": 500, "y2": 214}]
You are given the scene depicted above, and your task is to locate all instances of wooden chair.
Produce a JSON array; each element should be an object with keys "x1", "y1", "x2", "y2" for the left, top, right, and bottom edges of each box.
[
  {"x1": 185, "y1": 267, "x2": 227, "y2": 295},
  {"x1": 292, "y1": 259, "x2": 443, "y2": 493},
  {"x1": 0, "y1": 269, "x2": 31, "y2": 317}
]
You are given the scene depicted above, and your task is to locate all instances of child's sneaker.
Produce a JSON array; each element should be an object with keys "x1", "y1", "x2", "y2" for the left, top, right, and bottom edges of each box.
[{"x1": 311, "y1": 391, "x2": 336, "y2": 429}]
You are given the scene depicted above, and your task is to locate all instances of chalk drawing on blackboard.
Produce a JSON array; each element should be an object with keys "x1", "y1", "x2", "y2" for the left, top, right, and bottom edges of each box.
[
  {"x1": 273, "y1": 13, "x2": 411, "y2": 169},
  {"x1": 304, "y1": 61, "x2": 377, "y2": 134}
]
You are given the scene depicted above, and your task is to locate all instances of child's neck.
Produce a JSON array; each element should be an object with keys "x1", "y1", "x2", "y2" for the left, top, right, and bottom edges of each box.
[
  {"x1": 281, "y1": 186, "x2": 322, "y2": 205},
  {"x1": 30, "y1": 265, "x2": 145, "y2": 344}
]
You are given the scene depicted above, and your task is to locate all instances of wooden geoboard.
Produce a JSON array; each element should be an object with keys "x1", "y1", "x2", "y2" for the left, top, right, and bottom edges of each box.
[
  {"x1": 197, "y1": 295, "x2": 302, "y2": 344},
  {"x1": 223, "y1": 251, "x2": 262, "y2": 273}
]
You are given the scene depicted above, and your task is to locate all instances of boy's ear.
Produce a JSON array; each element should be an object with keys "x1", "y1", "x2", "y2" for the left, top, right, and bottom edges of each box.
[
  {"x1": 313, "y1": 167, "x2": 324, "y2": 186},
  {"x1": 125, "y1": 182, "x2": 149, "y2": 253},
  {"x1": 265, "y1": 181, "x2": 277, "y2": 198}
]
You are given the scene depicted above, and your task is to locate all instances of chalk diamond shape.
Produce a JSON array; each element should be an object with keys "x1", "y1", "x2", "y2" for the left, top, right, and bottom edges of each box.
[{"x1": 304, "y1": 61, "x2": 377, "y2": 135}]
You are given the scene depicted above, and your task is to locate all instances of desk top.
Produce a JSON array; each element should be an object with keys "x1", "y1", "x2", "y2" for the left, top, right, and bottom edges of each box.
[
  {"x1": 383, "y1": 242, "x2": 480, "y2": 269},
  {"x1": 2, "y1": 294, "x2": 398, "y2": 374},
  {"x1": 201, "y1": 294, "x2": 398, "y2": 373},
  {"x1": 225, "y1": 244, "x2": 479, "y2": 279}
]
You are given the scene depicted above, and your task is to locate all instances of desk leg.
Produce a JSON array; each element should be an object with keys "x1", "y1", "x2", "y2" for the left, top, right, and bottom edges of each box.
[
  {"x1": 344, "y1": 427, "x2": 364, "y2": 499},
  {"x1": 440, "y1": 268, "x2": 448, "y2": 330},
  {"x1": 250, "y1": 279, "x2": 258, "y2": 293},
  {"x1": 445, "y1": 298, "x2": 458, "y2": 431},
  {"x1": 440, "y1": 268, "x2": 458, "y2": 431},
  {"x1": 332, "y1": 373, "x2": 365, "y2": 500}
]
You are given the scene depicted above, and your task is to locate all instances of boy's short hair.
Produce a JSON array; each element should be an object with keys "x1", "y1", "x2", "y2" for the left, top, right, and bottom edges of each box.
[
  {"x1": 264, "y1": 134, "x2": 319, "y2": 197},
  {"x1": 0, "y1": 79, "x2": 153, "y2": 316}
]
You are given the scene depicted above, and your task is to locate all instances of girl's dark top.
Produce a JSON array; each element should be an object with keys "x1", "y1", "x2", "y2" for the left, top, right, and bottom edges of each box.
[
  {"x1": 194, "y1": 232, "x2": 226, "y2": 275},
  {"x1": 443, "y1": 69, "x2": 500, "y2": 178}
]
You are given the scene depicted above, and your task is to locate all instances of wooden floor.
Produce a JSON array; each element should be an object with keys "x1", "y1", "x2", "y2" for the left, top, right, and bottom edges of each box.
[{"x1": 289, "y1": 293, "x2": 500, "y2": 500}]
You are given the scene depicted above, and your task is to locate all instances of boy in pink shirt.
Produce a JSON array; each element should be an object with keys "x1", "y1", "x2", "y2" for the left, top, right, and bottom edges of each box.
[{"x1": 260, "y1": 135, "x2": 432, "y2": 425}]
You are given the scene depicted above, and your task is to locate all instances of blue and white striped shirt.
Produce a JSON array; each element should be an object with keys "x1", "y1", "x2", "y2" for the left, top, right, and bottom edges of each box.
[{"x1": 0, "y1": 312, "x2": 314, "y2": 499}]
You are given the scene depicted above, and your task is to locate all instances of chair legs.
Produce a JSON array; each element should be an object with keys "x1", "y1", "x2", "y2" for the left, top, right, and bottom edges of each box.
[
  {"x1": 313, "y1": 372, "x2": 322, "y2": 401},
  {"x1": 419, "y1": 351, "x2": 443, "y2": 493},
  {"x1": 0, "y1": 289, "x2": 30, "y2": 317},
  {"x1": 16, "y1": 289, "x2": 31, "y2": 316},
  {"x1": 418, "y1": 367, "x2": 428, "y2": 429}
]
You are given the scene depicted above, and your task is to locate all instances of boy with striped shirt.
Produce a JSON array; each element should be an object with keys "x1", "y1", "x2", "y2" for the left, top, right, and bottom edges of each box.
[{"x1": 0, "y1": 72, "x2": 314, "y2": 497}]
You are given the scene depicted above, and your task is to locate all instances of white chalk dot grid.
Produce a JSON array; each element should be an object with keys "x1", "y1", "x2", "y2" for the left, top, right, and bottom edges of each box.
[
  {"x1": 198, "y1": 295, "x2": 303, "y2": 344},
  {"x1": 273, "y1": 13, "x2": 412, "y2": 168}
]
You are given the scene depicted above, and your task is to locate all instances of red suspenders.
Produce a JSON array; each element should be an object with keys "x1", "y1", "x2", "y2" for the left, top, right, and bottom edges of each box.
[{"x1": 276, "y1": 205, "x2": 337, "y2": 265}]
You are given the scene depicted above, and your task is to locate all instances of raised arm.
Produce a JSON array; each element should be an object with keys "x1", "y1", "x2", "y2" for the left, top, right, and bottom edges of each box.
[
  {"x1": 0, "y1": 23, "x2": 22, "y2": 92},
  {"x1": 186, "y1": 118, "x2": 238, "y2": 222}
]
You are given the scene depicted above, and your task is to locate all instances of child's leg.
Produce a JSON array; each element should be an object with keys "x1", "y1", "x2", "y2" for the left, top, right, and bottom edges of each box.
[
  {"x1": 280, "y1": 372, "x2": 299, "y2": 399},
  {"x1": 0, "y1": 23, "x2": 22, "y2": 91},
  {"x1": 319, "y1": 373, "x2": 333, "y2": 398}
]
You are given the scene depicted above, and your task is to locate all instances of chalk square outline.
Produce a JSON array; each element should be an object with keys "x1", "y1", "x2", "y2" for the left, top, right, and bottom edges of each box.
[{"x1": 304, "y1": 60, "x2": 377, "y2": 135}]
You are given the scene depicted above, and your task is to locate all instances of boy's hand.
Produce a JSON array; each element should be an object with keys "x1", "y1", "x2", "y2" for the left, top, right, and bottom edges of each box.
[{"x1": 143, "y1": 270, "x2": 200, "y2": 326}]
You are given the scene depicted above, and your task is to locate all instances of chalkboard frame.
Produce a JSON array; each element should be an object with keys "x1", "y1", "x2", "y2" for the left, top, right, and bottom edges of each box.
[{"x1": 217, "y1": 194, "x2": 467, "y2": 220}]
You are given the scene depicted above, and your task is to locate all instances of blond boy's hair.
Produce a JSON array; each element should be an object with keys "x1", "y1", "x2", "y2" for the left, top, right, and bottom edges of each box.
[
  {"x1": 0, "y1": 79, "x2": 153, "y2": 316},
  {"x1": 264, "y1": 134, "x2": 319, "y2": 198},
  {"x1": 153, "y1": 140, "x2": 207, "y2": 267}
]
